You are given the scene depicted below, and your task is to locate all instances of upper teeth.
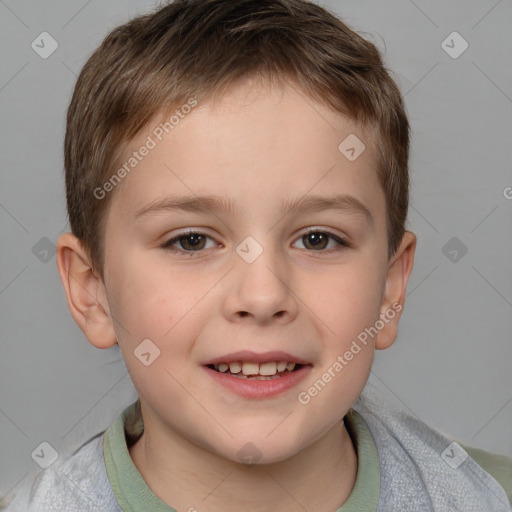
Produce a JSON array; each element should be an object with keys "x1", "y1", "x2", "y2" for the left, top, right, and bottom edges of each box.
[{"x1": 215, "y1": 361, "x2": 296, "y2": 376}]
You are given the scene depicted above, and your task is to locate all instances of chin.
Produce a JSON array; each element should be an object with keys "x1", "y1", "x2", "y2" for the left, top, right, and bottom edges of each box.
[{"x1": 224, "y1": 433, "x2": 305, "y2": 466}]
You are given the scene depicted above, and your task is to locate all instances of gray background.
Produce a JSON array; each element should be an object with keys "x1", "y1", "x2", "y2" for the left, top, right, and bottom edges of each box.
[{"x1": 1, "y1": 0, "x2": 511, "y2": 501}]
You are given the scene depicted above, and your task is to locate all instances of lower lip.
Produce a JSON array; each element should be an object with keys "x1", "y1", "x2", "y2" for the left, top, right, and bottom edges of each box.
[{"x1": 202, "y1": 365, "x2": 312, "y2": 399}]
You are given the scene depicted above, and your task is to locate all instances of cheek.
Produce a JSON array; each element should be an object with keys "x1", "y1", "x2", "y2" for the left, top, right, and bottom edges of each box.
[
  {"x1": 305, "y1": 257, "x2": 384, "y2": 413},
  {"x1": 105, "y1": 255, "x2": 204, "y2": 403},
  {"x1": 305, "y1": 259, "x2": 384, "y2": 346},
  {"x1": 106, "y1": 252, "x2": 197, "y2": 338}
]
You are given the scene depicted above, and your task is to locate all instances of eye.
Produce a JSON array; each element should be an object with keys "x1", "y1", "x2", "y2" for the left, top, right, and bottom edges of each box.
[
  {"x1": 161, "y1": 230, "x2": 218, "y2": 255},
  {"x1": 161, "y1": 228, "x2": 351, "y2": 256},
  {"x1": 293, "y1": 229, "x2": 351, "y2": 252}
]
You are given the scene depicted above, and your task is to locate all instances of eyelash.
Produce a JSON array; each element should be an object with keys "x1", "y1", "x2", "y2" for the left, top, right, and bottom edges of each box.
[{"x1": 161, "y1": 228, "x2": 352, "y2": 256}]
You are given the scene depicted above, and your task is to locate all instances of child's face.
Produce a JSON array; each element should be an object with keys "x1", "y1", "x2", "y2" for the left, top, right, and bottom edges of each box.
[{"x1": 96, "y1": 79, "x2": 411, "y2": 463}]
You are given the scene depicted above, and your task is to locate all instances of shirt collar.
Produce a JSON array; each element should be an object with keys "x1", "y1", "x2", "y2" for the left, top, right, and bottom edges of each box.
[{"x1": 103, "y1": 400, "x2": 380, "y2": 512}]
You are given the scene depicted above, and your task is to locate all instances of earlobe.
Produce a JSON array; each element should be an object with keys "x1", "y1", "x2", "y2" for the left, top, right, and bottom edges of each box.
[
  {"x1": 56, "y1": 233, "x2": 117, "y2": 349},
  {"x1": 375, "y1": 231, "x2": 416, "y2": 350}
]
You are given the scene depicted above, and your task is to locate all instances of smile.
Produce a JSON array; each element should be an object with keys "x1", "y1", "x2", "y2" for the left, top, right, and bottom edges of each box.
[
  {"x1": 203, "y1": 363, "x2": 312, "y2": 399},
  {"x1": 208, "y1": 361, "x2": 302, "y2": 379}
]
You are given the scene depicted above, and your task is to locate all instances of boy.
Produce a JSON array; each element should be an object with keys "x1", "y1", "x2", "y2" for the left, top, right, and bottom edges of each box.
[{"x1": 5, "y1": 0, "x2": 511, "y2": 510}]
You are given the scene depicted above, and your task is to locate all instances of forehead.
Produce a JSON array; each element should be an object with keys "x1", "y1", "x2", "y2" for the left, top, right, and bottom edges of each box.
[{"x1": 107, "y1": 79, "x2": 385, "y2": 225}]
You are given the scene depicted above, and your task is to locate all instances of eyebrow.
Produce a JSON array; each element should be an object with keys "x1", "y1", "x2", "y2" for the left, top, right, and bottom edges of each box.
[{"x1": 134, "y1": 193, "x2": 374, "y2": 226}]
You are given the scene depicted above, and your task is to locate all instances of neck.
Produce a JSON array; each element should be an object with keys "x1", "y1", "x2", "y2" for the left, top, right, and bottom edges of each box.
[{"x1": 129, "y1": 404, "x2": 358, "y2": 512}]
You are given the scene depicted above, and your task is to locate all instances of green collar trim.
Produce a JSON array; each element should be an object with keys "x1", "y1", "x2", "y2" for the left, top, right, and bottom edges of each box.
[
  {"x1": 104, "y1": 401, "x2": 174, "y2": 511},
  {"x1": 103, "y1": 401, "x2": 380, "y2": 512},
  {"x1": 337, "y1": 408, "x2": 380, "y2": 511}
]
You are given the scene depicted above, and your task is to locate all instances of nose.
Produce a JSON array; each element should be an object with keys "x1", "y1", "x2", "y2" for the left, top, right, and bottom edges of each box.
[{"x1": 222, "y1": 239, "x2": 298, "y2": 325}]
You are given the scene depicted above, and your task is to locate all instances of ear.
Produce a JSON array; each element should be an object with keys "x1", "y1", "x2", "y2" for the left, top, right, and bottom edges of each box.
[
  {"x1": 375, "y1": 231, "x2": 416, "y2": 350},
  {"x1": 56, "y1": 233, "x2": 117, "y2": 349}
]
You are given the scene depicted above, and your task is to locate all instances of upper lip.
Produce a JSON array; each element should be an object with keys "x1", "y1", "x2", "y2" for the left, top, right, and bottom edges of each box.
[{"x1": 203, "y1": 350, "x2": 311, "y2": 366}]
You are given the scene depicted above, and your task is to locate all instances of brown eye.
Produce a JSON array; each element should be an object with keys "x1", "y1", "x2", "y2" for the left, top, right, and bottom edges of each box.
[
  {"x1": 302, "y1": 232, "x2": 329, "y2": 250},
  {"x1": 162, "y1": 231, "x2": 215, "y2": 254},
  {"x1": 293, "y1": 230, "x2": 350, "y2": 252},
  {"x1": 176, "y1": 233, "x2": 206, "y2": 251}
]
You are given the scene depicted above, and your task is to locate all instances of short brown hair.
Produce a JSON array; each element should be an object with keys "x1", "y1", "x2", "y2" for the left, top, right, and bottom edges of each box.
[{"x1": 65, "y1": 0, "x2": 410, "y2": 275}]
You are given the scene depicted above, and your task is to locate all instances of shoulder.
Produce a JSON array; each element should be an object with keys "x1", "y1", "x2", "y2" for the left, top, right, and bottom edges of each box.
[
  {"x1": 459, "y1": 443, "x2": 512, "y2": 505},
  {"x1": 353, "y1": 385, "x2": 512, "y2": 510},
  {"x1": 4, "y1": 433, "x2": 121, "y2": 512}
]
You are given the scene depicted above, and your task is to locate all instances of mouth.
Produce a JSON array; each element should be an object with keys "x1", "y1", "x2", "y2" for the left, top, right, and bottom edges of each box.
[
  {"x1": 205, "y1": 361, "x2": 306, "y2": 380},
  {"x1": 201, "y1": 350, "x2": 312, "y2": 397}
]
